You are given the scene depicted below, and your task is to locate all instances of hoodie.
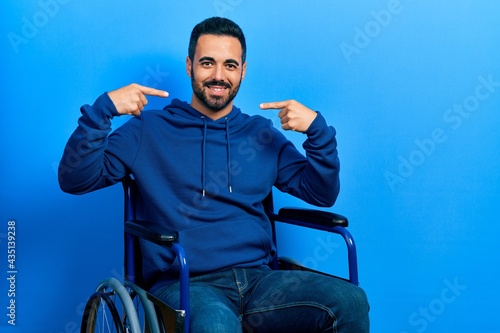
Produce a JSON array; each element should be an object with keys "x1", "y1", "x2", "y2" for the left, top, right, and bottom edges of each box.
[{"x1": 59, "y1": 93, "x2": 340, "y2": 291}]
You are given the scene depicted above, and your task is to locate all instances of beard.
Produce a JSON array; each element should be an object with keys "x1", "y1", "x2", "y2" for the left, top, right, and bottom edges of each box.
[{"x1": 191, "y1": 70, "x2": 242, "y2": 112}]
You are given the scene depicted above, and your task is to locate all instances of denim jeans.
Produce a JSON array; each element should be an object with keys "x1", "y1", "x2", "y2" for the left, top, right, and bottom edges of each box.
[{"x1": 153, "y1": 266, "x2": 369, "y2": 333}]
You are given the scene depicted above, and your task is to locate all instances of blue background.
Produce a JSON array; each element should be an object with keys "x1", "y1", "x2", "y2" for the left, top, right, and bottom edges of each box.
[{"x1": 1, "y1": 1, "x2": 499, "y2": 332}]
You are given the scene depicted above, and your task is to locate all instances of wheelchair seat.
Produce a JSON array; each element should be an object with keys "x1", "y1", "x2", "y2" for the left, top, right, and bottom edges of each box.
[{"x1": 80, "y1": 177, "x2": 359, "y2": 333}]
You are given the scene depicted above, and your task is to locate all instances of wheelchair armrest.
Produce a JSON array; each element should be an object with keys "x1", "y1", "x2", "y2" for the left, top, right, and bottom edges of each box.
[
  {"x1": 125, "y1": 220, "x2": 178, "y2": 247},
  {"x1": 277, "y1": 207, "x2": 348, "y2": 228}
]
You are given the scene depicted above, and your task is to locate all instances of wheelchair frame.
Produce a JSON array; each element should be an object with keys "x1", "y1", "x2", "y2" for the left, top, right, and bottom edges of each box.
[{"x1": 80, "y1": 177, "x2": 358, "y2": 333}]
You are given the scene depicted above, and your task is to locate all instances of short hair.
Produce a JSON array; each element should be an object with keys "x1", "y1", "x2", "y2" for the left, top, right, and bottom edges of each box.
[{"x1": 188, "y1": 17, "x2": 247, "y2": 63}]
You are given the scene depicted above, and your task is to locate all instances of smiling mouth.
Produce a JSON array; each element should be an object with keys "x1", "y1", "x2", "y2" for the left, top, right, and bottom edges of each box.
[{"x1": 207, "y1": 85, "x2": 228, "y2": 96}]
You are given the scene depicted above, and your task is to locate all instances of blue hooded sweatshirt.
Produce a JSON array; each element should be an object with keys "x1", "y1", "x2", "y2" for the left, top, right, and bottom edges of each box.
[{"x1": 59, "y1": 93, "x2": 340, "y2": 291}]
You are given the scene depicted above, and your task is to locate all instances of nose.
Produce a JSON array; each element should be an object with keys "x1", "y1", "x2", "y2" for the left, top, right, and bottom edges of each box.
[{"x1": 212, "y1": 64, "x2": 225, "y2": 82}]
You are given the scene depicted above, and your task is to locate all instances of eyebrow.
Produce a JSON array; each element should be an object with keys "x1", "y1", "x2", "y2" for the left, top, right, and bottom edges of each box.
[{"x1": 199, "y1": 56, "x2": 240, "y2": 67}]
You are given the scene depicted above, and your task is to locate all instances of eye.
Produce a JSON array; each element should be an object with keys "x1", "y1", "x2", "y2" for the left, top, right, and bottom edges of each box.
[
  {"x1": 226, "y1": 63, "x2": 238, "y2": 70},
  {"x1": 201, "y1": 61, "x2": 213, "y2": 67}
]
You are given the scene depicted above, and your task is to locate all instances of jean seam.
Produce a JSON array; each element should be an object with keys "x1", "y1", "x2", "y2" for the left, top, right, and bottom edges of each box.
[
  {"x1": 233, "y1": 268, "x2": 249, "y2": 313},
  {"x1": 235, "y1": 268, "x2": 249, "y2": 292},
  {"x1": 243, "y1": 301, "x2": 338, "y2": 333}
]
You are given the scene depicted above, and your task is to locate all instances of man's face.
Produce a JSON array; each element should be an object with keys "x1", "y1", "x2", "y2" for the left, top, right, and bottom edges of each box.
[{"x1": 187, "y1": 34, "x2": 246, "y2": 117}]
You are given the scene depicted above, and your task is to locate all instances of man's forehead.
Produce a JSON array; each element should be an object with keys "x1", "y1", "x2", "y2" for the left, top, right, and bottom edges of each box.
[{"x1": 195, "y1": 34, "x2": 243, "y2": 60}]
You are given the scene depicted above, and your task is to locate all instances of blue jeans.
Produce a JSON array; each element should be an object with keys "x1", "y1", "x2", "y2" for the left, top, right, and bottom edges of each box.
[{"x1": 153, "y1": 266, "x2": 369, "y2": 333}]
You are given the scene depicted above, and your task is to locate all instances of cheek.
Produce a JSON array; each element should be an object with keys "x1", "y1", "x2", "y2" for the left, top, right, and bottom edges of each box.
[
  {"x1": 193, "y1": 69, "x2": 212, "y2": 83},
  {"x1": 229, "y1": 73, "x2": 243, "y2": 87}
]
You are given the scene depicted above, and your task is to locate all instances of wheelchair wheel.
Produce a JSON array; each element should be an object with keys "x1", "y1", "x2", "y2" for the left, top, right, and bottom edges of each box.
[
  {"x1": 81, "y1": 291, "x2": 125, "y2": 333},
  {"x1": 81, "y1": 278, "x2": 142, "y2": 333},
  {"x1": 125, "y1": 281, "x2": 162, "y2": 333}
]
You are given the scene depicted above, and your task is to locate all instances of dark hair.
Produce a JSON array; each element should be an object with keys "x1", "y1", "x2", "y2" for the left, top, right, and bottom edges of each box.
[{"x1": 188, "y1": 17, "x2": 246, "y2": 63}]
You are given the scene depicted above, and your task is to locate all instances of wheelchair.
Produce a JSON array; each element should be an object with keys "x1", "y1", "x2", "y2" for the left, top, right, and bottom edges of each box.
[{"x1": 80, "y1": 177, "x2": 359, "y2": 333}]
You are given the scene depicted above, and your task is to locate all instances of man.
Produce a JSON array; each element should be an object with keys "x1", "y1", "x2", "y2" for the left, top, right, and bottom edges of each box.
[{"x1": 59, "y1": 17, "x2": 369, "y2": 332}]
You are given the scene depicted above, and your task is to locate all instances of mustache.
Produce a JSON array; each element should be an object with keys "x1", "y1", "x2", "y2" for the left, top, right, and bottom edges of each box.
[{"x1": 204, "y1": 80, "x2": 231, "y2": 88}]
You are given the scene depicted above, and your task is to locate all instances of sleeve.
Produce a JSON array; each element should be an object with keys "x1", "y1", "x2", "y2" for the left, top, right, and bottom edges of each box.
[
  {"x1": 58, "y1": 93, "x2": 142, "y2": 194},
  {"x1": 274, "y1": 112, "x2": 340, "y2": 207}
]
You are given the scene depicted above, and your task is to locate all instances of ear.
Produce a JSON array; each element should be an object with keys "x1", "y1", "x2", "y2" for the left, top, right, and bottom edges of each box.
[
  {"x1": 241, "y1": 62, "x2": 247, "y2": 80},
  {"x1": 186, "y1": 56, "x2": 192, "y2": 77}
]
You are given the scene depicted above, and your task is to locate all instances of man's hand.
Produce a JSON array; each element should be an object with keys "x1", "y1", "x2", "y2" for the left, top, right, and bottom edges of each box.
[
  {"x1": 260, "y1": 100, "x2": 317, "y2": 133},
  {"x1": 107, "y1": 83, "x2": 169, "y2": 116}
]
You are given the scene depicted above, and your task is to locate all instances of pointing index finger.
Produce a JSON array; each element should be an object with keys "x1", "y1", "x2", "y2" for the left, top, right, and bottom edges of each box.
[
  {"x1": 259, "y1": 100, "x2": 289, "y2": 110},
  {"x1": 137, "y1": 84, "x2": 169, "y2": 98}
]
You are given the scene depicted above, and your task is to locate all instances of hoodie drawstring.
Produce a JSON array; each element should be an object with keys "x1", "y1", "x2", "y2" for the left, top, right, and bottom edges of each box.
[
  {"x1": 201, "y1": 116, "x2": 207, "y2": 197},
  {"x1": 200, "y1": 116, "x2": 233, "y2": 196},
  {"x1": 225, "y1": 117, "x2": 233, "y2": 193}
]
